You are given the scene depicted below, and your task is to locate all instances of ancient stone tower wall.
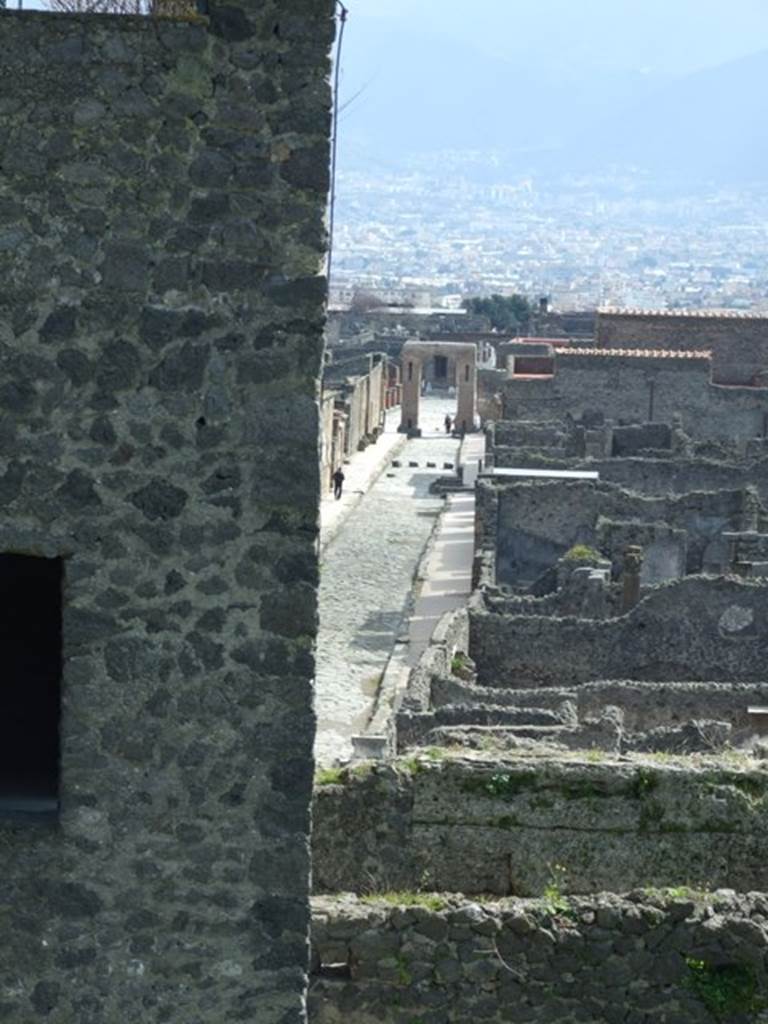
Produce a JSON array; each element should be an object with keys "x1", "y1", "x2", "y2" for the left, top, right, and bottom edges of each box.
[
  {"x1": 501, "y1": 351, "x2": 768, "y2": 441},
  {"x1": 0, "y1": 2, "x2": 332, "y2": 1020},
  {"x1": 597, "y1": 308, "x2": 768, "y2": 385}
]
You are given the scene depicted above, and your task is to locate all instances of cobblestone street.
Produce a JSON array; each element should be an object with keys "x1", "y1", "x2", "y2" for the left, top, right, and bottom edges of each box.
[{"x1": 315, "y1": 398, "x2": 460, "y2": 765}]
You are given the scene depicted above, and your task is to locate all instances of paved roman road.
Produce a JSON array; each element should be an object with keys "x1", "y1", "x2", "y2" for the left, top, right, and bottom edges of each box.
[{"x1": 315, "y1": 398, "x2": 460, "y2": 765}]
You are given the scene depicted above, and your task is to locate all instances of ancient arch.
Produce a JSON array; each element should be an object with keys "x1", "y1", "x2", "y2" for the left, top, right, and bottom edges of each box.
[{"x1": 399, "y1": 340, "x2": 477, "y2": 434}]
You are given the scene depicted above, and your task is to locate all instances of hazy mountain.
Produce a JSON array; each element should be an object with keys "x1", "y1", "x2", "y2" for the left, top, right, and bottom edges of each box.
[
  {"x1": 349, "y1": 0, "x2": 768, "y2": 76},
  {"x1": 337, "y1": 18, "x2": 670, "y2": 172},
  {"x1": 573, "y1": 49, "x2": 768, "y2": 183},
  {"x1": 337, "y1": 15, "x2": 768, "y2": 186}
]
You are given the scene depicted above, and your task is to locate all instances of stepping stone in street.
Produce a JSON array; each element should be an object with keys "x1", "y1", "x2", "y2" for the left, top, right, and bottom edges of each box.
[
  {"x1": 443, "y1": 462, "x2": 454, "y2": 470},
  {"x1": 386, "y1": 473, "x2": 395, "y2": 477},
  {"x1": 409, "y1": 461, "x2": 418, "y2": 468},
  {"x1": 426, "y1": 462, "x2": 436, "y2": 468},
  {"x1": 392, "y1": 460, "x2": 401, "y2": 467}
]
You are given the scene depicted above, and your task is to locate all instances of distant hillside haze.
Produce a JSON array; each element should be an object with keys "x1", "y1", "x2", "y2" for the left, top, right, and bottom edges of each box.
[
  {"x1": 338, "y1": 6, "x2": 768, "y2": 185},
  {"x1": 337, "y1": 20, "x2": 670, "y2": 164},
  {"x1": 348, "y1": 0, "x2": 768, "y2": 74},
  {"x1": 580, "y1": 49, "x2": 768, "y2": 182}
]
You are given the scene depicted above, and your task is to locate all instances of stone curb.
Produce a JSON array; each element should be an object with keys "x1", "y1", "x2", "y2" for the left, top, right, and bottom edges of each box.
[{"x1": 353, "y1": 499, "x2": 449, "y2": 757}]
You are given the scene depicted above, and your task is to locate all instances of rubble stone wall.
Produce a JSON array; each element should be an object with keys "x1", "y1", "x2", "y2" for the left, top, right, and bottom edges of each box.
[
  {"x1": 310, "y1": 891, "x2": 768, "y2": 1024},
  {"x1": 501, "y1": 355, "x2": 768, "y2": 442},
  {"x1": 575, "y1": 679, "x2": 768, "y2": 732},
  {"x1": 330, "y1": 310, "x2": 491, "y2": 344},
  {"x1": 426, "y1": 676, "x2": 768, "y2": 735},
  {"x1": 469, "y1": 576, "x2": 768, "y2": 687},
  {"x1": 482, "y1": 478, "x2": 757, "y2": 584},
  {"x1": 491, "y1": 451, "x2": 768, "y2": 504},
  {"x1": 0, "y1": 4, "x2": 333, "y2": 1021},
  {"x1": 597, "y1": 309, "x2": 768, "y2": 385},
  {"x1": 312, "y1": 759, "x2": 768, "y2": 896}
]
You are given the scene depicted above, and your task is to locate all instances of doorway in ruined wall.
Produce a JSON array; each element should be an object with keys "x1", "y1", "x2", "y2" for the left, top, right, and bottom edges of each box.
[{"x1": 427, "y1": 354, "x2": 453, "y2": 390}]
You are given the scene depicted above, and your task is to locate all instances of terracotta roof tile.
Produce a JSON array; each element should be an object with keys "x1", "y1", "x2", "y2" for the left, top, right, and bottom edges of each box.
[
  {"x1": 598, "y1": 306, "x2": 768, "y2": 322},
  {"x1": 510, "y1": 337, "x2": 570, "y2": 345},
  {"x1": 554, "y1": 347, "x2": 712, "y2": 360}
]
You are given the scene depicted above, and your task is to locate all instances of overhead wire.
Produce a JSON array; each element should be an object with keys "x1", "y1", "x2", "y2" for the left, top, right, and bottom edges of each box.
[{"x1": 327, "y1": 0, "x2": 349, "y2": 291}]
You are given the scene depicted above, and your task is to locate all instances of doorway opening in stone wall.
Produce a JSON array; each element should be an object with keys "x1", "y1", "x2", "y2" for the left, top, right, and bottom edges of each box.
[
  {"x1": 432, "y1": 354, "x2": 449, "y2": 384},
  {"x1": 0, "y1": 554, "x2": 63, "y2": 820}
]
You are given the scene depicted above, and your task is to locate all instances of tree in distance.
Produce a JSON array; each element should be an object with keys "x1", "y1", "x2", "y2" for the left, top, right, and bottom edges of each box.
[
  {"x1": 462, "y1": 293, "x2": 532, "y2": 332},
  {"x1": 350, "y1": 290, "x2": 388, "y2": 313}
]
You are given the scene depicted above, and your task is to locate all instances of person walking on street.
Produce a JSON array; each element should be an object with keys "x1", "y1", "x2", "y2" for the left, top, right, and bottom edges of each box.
[
  {"x1": 444, "y1": 414, "x2": 452, "y2": 434},
  {"x1": 332, "y1": 466, "x2": 345, "y2": 500}
]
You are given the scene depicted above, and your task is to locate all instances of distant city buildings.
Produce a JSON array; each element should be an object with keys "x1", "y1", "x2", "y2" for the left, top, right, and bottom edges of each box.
[{"x1": 331, "y1": 164, "x2": 768, "y2": 314}]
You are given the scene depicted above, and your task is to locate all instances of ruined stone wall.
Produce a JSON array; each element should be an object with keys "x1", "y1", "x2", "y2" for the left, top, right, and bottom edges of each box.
[
  {"x1": 574, "y1": 679, "x2": 768, "y2": 733},
  {"x1": 344, "y1": 372, "x2": 369, "y2": 452},
  {"x1": 470, "y1": 576, "x2": 768, "y2": 688},
  {"x1": 486, "y1": 478, "x2": 758, "y2": 584},
  {"x1": 421, "y1": 352, "x2": 458, "y2": 388},
  {"x1": 310, "y1": 890, "x2": 768, "y2": 1024},
  {"x1": 323, "y1": 355, "x2": 387, "y2": 454},
  {"x1": 322, "y1": 354, "x2": 369, "y2": 381},
  {"x1": 320, "y1": 391, "x2": 336, "y2": 492},
  {"x1": 538, "y1": 307, "x2": 597, "y2": 337},
  {"x1": 501, "y1": 354, "x2": 768, "y2": 442},
  {"x1": 476, "y1": 366, "x2": 504, "y2": 422},
  {"x1": 404, "y1": 676, "x2": 768, "y2": 747},
  {"x1": 331, "y1": 310, "x2": 491, "y2": 343},
  {"x1": 325, "y1": 337, "x2": 404, "y2": 361},
  {"x1": 597, "y1": 309, "x2": 768, "y2": 385},
  {"x1": 594, "y1": 454, "x2": 768, "y2": 503},
  {"x1": 491, "y1": 451, "x2": 768, "y2": 504},
  {"x1": 0, "y1": 4, "x2": 333, "y2": 1021},
  {"x1": 397, "y1": 608, "x2": 469, "y2": 718},
  {"x1": 494, "y1": 420, "x2": 568, "y2": 448},
  {"x1": 313, "y1": 758, "x2": 768, "y2": 896},
  {"x1": 611, "y1": 421, "x2": 672, "y2": 455}
]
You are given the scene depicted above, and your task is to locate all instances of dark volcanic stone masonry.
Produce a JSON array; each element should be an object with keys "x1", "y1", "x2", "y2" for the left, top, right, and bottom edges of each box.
[
  {"x1": 311, "y1": 891, "x2": 768, "y2": 1024},
  {"x1": 0, "y1": 1, "x2": 333, "y2": 1021}
]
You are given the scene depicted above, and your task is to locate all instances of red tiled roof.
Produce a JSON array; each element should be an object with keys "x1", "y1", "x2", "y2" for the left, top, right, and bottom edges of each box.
[
  {"x1": 510, "y1": 337, "x2": 570, "y2": 345},
  {"x1": 554, "y1": 347, "x2": 712, "y2": 360},
  {"x1": 598, "y1": 306, "x2": 768, "y2": 322}
]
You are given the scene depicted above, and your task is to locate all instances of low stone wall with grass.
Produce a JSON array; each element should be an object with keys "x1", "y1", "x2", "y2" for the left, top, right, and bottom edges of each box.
[
  {"x1": 312, "y1": 756, "x2": 768, "y2": 897},
  {"x1": 309, "y1": 891, "x2": 768, "y2": 1024}
]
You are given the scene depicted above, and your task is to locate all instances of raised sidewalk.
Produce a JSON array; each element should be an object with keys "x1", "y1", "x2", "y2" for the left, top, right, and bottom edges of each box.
[{"x1": 319, "y1": 407, "x2": 406, "y2": 554}]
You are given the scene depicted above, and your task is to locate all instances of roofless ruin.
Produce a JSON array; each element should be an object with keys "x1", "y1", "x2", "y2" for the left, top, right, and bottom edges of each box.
[{"x1": 3, "y1": 2, "x2": 768, "y2": 1022}]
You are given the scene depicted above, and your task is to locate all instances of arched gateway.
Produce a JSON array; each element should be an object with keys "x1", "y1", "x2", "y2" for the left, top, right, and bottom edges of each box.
[{"x1": 399, "y1": 340, "x2": 478, "y2": 434}]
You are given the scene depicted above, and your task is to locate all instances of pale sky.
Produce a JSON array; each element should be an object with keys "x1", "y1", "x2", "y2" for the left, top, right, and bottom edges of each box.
[{"x1": 345, "y1": 0, "x2": 768, "y2": 74}]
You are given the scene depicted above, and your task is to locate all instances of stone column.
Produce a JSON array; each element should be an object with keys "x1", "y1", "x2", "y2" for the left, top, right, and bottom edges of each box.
[
  {"x1": 621, "y1": 545, "x2": 644, "y2": 613},
  {"x1": 455, "y1": 358, "x2": 477, "y2": 432},
  {"x1": 399, "y1": 353, "x2": 422, "y2": 433}
]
